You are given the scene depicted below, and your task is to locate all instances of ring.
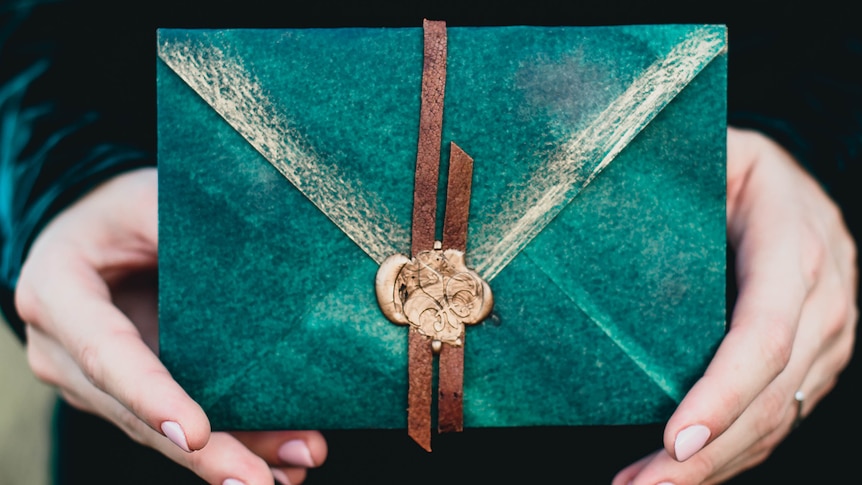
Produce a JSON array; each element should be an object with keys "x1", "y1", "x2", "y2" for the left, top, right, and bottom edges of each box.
[{"x1": 792, "y1": 390, "x2": 805, "y2": 429}]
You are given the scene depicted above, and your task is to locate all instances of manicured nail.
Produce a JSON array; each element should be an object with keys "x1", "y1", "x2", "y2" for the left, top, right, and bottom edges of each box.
[
  {"x1": 160, "y1": 421, "x2": 191, "y2": 452},
  {"x1": 657, "y1": 482, "x2": 676, "y2": 485},
  {"x1": 223, "y1": 479, "x2": 246, "y2": 485},
  {"x1": 272, "y1": 468, "x2": 291, "y2": 485},
  {"x1": 674, "y1": 424, "x2": 710, "y2": 462},
  {"x1": 277, "y1": 439, "x2": 315, "y2": 467}
]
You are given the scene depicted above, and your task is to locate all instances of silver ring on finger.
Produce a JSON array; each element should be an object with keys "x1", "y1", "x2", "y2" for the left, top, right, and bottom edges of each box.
[{"x1": 792, "y1": 390, "x2": 805, "y2": 429}]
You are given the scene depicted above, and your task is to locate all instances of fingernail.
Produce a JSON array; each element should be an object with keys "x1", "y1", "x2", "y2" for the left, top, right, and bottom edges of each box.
[
  {"x1": 674, "y1": 424, "x2": 710, "y2": 462},
  {"x1": 223, "y1": 479, "x2": 246, "y2": 485},
  {"x1": 277, "y1": 439, "x2": 315, "y2": 467},
  {"x1": 272, "y1": 468, "x2": 291, "y2": 485},
  {"x1": 160, "y1": 421, "x2": 191, "y2": 452},
  {"x1": 658, "y1": 482, "x2": 676, "y2": 485}
]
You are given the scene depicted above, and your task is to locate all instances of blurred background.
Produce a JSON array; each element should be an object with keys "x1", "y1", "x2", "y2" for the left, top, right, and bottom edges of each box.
[{"x1": 0, "y1": 317, "x2": 53, "y2": 485}]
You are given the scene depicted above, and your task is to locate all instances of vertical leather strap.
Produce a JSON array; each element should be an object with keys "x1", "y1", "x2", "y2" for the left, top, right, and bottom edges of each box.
[
  {"x1": 411, "y1": 18, "x2": 447, "y2": 256},
  {"x1": 442, "y1": 142, "x2": 473, "y2": 253},
  {"x1": 407, "y1": 330, "x2": 434, "y2": 450},
  {"x1": 438, "y1": 142, "x2": 473, "y2": 433},
  {"x1": 407, "y1": 18, "x2": 448, "y2": 453}
]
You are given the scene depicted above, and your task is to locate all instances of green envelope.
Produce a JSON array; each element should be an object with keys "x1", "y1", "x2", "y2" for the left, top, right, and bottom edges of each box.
[{"x1": 157, "y1": 23, "x2": 727, "y2": 431}]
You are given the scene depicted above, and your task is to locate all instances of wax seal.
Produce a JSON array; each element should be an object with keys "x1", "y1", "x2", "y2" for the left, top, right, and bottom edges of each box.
[{"x1": 376, "y1": 245, "x2": 493, "y2": 350}]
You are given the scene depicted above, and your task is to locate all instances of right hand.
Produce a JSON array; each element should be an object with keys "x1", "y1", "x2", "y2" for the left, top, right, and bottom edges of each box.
[{"x1": 15, "y1": 168, "x2": 327, "y2": 485}]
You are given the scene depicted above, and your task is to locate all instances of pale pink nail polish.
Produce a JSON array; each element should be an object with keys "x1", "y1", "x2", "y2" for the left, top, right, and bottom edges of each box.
[
  {"x1": 674, "y1": 424, "x2": 710, "y2": 462},
  {"x1": 272, "y1": 468, "x2": 292, "y2": 485},
  {"x1": 160, "y1": 421, "x2": 191, "y2": 452},
  {"x1": 277, "y1": 440, "x2": 315, "y2": 467},
  {"x1": 222, "y1": 479, "x2": 246, "y2": 485}
]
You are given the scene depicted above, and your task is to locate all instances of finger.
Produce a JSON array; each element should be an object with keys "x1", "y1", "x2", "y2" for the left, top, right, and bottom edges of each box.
[
  {"x1": 181, "y1": 433, "x2": 285, "y2": 485},
  {"x1": 636, "y1": 270, "x2": 835, "y2": 484},
  {"x1": 35, "y1": 265, "x2": 211, "y2": 453},
  {"x1": 230, "y1": 430, "x2": 328, "y2": 468},
  {"x1": 628, "y1": 383, "x2": 803, "y2": 485},
  {"x1": 271, "y1": 466, "x2": 306, "y2": 485},
  {"x1": 611, "y1": 451, "x2": 656, "y2": 485},
  {"x1": 665, "y1": 222, "x2": 807, "y2": 460},
  {"x1": 664, "y1": 134, "x2": 817, "y2": 461},
  {"x1": 27, "y1": 325, "x2": 281, "y2": 485},
  {"x1": 796, "y1": 309, "x2": 856, "y2": 419}
]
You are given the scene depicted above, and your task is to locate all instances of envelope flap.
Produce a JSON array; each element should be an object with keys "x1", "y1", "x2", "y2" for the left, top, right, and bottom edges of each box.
[
  {"x1": 157, "y1": 28, "x2": 416, "y2": 263},
  {"x1": 156, "y1": 25, "x2": 726, "y2": 277},
  {"x1": 461, "y1": 25, "x2": 726, "y2": 279}
]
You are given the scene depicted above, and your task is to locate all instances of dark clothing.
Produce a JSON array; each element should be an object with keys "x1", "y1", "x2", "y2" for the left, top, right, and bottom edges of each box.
[{"x1": 2, "y1": 1, "x2": 860, "y2": 483}]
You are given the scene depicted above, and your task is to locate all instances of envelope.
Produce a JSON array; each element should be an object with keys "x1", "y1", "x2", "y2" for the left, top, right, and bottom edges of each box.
[{"x1": 157, "y1": 23, "x2": 727, "y2": 432}]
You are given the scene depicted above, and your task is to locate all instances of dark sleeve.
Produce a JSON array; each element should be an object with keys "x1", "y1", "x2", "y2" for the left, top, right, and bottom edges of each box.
[
  {"x1": 727, "y1": 22, "x2": 862, "y2": 205},
  {"x1": 722, "y1": 20, "x2": 862, "y2": 485},
  {"x1": 0, "y1": 0, "x2": 155, "y2": 342}
]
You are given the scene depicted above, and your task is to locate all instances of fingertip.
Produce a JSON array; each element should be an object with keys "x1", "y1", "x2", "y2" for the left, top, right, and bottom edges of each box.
[
  {"x1": 277, "y1": 440, "x2": 315, "y2": 468},
  {"x1": 271, "y1": 468, "x2": 292, "y2": 485},
  {"x1": 161, "y1": 420, "x2": 191, "y2": 452},
  {"x1": 156, "y1": 402, "x2": 211, "y2": 452},
  {"x1": 274, "y1": 431, "x2": 327, "y2": 468},
  {"x1": 671, "y1": 424, "x2": 711, "y2": 462},
  {"x1": 304, "y1": 431, "x2": 328, "y2": 467}
]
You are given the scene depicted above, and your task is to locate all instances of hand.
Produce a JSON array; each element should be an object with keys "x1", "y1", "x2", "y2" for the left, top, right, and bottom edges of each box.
[
  {"x1": 15, "y1": 167, "x2": 327, "y2": 485},
  {"x1": 613, "y1": 127, "x2": 858, "y2": 484}
]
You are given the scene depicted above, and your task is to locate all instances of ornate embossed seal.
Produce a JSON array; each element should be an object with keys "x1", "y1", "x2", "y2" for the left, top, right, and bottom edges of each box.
[{"x1": 376, "y1": 246, "x2": 493, "y2": 352}]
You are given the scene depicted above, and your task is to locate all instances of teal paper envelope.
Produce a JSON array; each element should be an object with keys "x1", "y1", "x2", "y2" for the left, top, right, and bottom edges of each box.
[{"x1": 157, "y1": 24, "x2": 727, "y2": 431}]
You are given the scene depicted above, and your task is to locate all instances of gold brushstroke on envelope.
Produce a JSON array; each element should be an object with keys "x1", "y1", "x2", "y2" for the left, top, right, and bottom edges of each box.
[
  {"x1": 157, "y1": 38, "x2": 408, "y2": 264},
  {"x1": 471, "y1": 27, "x2": 726, "y2": 281}
]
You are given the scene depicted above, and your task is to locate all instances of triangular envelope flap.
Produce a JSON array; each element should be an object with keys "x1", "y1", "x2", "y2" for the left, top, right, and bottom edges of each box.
[
  {"x1": 157, "y1": 28, "x2": 416, "y2": 264},
  {"x1": 459, "y1": 25, "x2": 726, "y2": 280},
  {"x1": 156, "y1": 25, "x2": 726, "y2": 277}
]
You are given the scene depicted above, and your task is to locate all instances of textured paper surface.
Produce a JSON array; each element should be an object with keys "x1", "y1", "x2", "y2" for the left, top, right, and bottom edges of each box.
[{"x1": 157, "y1": 24, "x2": 727, "y2": 430}]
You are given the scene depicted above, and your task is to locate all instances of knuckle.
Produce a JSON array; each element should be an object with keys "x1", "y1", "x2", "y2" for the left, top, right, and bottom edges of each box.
[
  {"x1": 14, "y1": 281, "x2": 44, "y2": 328},
  {"x1": 757, "y1": 322, "x2": 794, "y2": 378},
  {"x1": 799, "y1": 235, "x2": 826, "y2": 289},
  {"x1": 833, "y1": 330, "x2": 856, "y2": 373},
  {"x1": 754, "y1": 386, "x2": 788, "y2": 436},
  {"x1": 77, "y1": 340, "x2": 107, "y2": 391},
  {"x1": 739, "y1": 449, "x2": 771, "y2": 476},
  {"x1": 823, "y1": 292, "x2": 855, "y2": 342},
  {"x1": 683, "y1": 451, "x2": 719, "y2": 482},
  {"x1": 25, "y1": 345, "x2": 59, "y2": 387}
]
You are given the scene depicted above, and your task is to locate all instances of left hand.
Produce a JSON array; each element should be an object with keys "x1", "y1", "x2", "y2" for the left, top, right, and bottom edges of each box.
[
  {"x1": 16, "y1": 168, "x2": 327, "y2": 485},
  {"x1": 613, "y1": 127, "x2": 858, "y2": 484}
]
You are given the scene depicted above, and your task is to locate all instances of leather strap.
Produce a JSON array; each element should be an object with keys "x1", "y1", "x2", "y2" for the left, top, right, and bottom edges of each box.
[
  {"x1": 442, "y1": 143, "x2": 473, "y2": 253},
  {"x1": 407, "y1": 18, "x2": 476, "y2": 450},
  {"x1": 438, "y1": 142, "x2": 473, "y2": 433},
  {"x1": 411, "y1": 18, "x2": 447, "y2": 257},
  {"x1": 407, "y1": 329, "x2": 434, "y2": 450},
  {"x1": 408, "y1": 18, "x2": 448, "y2": 452}
]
